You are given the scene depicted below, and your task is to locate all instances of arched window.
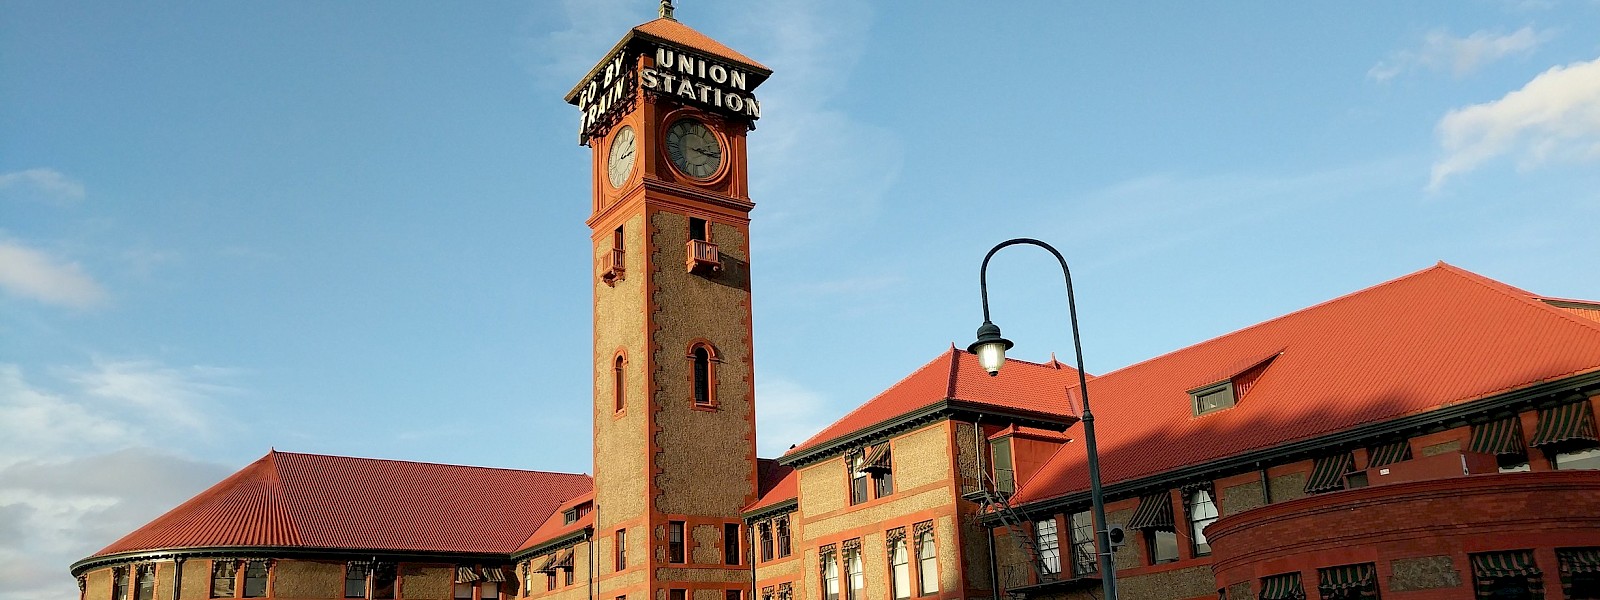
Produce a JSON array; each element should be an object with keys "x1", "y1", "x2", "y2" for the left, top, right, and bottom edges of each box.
[
  {"x1": 688, "y1": 343, "x2": 718, "y2": 407},
  {"x1": 613, "y1": 354, "x2": 626, "y2": 412}
]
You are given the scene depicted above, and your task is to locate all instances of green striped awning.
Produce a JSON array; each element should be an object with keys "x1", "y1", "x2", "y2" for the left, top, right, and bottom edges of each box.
[
  {"x1": 1560, "y1": 548, "x2": 1600, "y2": 574},
  {"x1": 1258, "y1": 573, "x2": 1305, "y2": 600},
  {"x1": 1530, "y1": 401, "x2": 1599, "y2": 448},
  {"x1": 1126, "y1": 492, "x2": 1174, "y2": 530},
  {"x1": 1365, "y1": 440, "x2": 1412, "y2": 468},
  {"x1": 1303, "y1": 453, "x2": 1354, "y2": 494},
  {"x1": 1469, "y1": 417, "x2": 1526, "y2": 455},
  {"x1": 1472, "y1": 550, "x2": 1541, "y2": 578},
  {"x1": 456, "y1": 566, "x2": 482, "y2": 584},
  {"x1": 860, "y1": 443, "x2": 892, "y2": 473},
  {"x1": 1318, "y1": 563, "x2": 1377, "y2": 598},
  {"x1": 482, "y1": 568, "x2": 506, "y2": 583}
]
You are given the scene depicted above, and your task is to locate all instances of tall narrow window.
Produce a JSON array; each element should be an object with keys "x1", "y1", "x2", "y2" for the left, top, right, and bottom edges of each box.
[
  {"x1": 546, "y1": 572, "x2": 555, "y2": 591},
  {"x1": 822, "y1": 552, "x2": 840, "y2": 600},
  {"x1": 991, "y1": 438, "x2": 1015, "y2": 494},
  {"x1": 1070, "y1": 511, "x2": 1096, "y2": 576},
  {"x1": 134, "y1": 564, "x2": 155, "y2": 600},
  {"x1": 113, "y1": 567, "x2": 129, "y2": 600},
  {"x1": 1186, "y1": 489, "x2": 1218, "y2": 556},
  {"x1": 212, "y1": 561, "x2": 238, "y2": 598},
  {"x1": 564, "y1": 568, "x2": 574, "y2": 587},
  {"x1": 776, "y1": 517, "x2": 792, "y2": 558},
  {"x1": 890, "y1": 539, "x2": 911, "y2": 600},
  {"x1": 692, "y1": 346, "x2": 714, "y2": 407},
  {"x1": 726, "y1": 591, "x2": 742, "y2": 600},
  {"x1": 613, "y1": 226, "x2": 624, "y2": 252},
  {"x1": 455, "y1": 579, "x2": 474, "y2": 600},
  {"x1": 689, "y1": 218, "x2": 708, "y2": 242},
  {"x1": 916, "y1": 529, "x2": 938, "y2": 595},
  {"x1": 758, "y1": 522, "x2": 774, "y2": 562},
  {"x1": 724, "y1": 523, "x2": 741, "y2": 565},
  {"x1": 866, "y1": 444, "x2": 894, "y2": 498},
  {"x1": 1035, "y1": 519, "x2": 1060, "y2": 575},
  {"x1": 616, "y1": 528, "x2": 627, "y2": 570},
  {"x1": 613, "y1": 354, "x2": 626, "y2": 412},
  {"x1": 844, "y1": 545, "x2": 863, "y2": 600},
  {"x1": 849, "y1": 451, "x2": 869, "y2": 505},
  {"x1": 483, "y1": 582, "x2": 501, "y2": 600},
  {"x1": 670, "y1": 590, "x2": 687, "y2": 600},
  {"x1": 242, "y1": 560, "x2": 268, "y2": 598},
  {"x1": 371, "y1": 563, "x2": 396, "y2": 600},
  {"x1": 669, "y1": 521, "x2": 686, "y2": 563},
  {"x1": 344, "y1": 563, "x2": 368, "y2": 599}
]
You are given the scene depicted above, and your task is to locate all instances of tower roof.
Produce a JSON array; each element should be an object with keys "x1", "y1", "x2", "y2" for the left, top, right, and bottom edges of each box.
[
  {"x1": 1008, "y1": 263, "x2": 1600, "y2": 506},
  {"x1": 564, "y1": 17, "x2": 770, "y2": 105},
  {"x1": 89, "y1": 451, "x2": 592, "y2": 560}
]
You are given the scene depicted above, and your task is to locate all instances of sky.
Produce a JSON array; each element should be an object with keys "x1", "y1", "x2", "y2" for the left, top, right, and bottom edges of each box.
[{"x1": 4, "y1": 0, "x2": 1600, "y2": 597}]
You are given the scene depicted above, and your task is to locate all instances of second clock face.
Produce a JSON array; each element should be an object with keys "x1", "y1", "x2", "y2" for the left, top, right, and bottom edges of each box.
[
  {"x1": 665, "y1": 119, "x2": 722, "y2": 179},
  {"x1": 607, "y1": 126, "x2": 636, "y2": 188}
]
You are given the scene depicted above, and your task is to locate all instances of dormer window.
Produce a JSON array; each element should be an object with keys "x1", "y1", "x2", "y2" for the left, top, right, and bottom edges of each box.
[{"x1": 1191, "y1": 382, "x2": 1236, "y2": 415}]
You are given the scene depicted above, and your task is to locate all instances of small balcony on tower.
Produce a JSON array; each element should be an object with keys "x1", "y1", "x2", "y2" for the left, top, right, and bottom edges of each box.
[
  {"x1": 686, "y1": 239, "x2": 720, "y2": 273},
  {"x1": 601, "y1": 248, "x2": 625, "y2": 286}
]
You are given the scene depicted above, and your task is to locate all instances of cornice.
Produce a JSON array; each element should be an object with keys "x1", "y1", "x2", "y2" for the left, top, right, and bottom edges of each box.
[
  {"x1": 778, "y1": 399, "x2": 1076, "y2": 468},
  {"x1": 510, "y1": 528, "x2": 593, "y2": 561},
  {"x1": 71, "y1": 546, "x2": 511, "y2": 577},
  {"x1": 742, "y1": 498, "x2": 797, "y2": 522}
]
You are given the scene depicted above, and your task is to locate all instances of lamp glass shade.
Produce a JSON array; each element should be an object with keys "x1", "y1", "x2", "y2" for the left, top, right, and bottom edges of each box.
[{"x1": 975, "y1": 341, "x2": 1007, "y2": 375}]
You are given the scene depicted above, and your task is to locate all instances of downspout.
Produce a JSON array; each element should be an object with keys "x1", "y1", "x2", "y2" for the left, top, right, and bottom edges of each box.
[
  {"x1": 172, "y1": 556, "x2": 184, "y2": 600},
  {"x1": 1258, "y1": 463, "x2": 1272, "y2": 504},
  {"x1": 748, "y1": 519, "x2": 757, "y2": 598},
  {"x1": 587, "y1": 528, "x2": 595, "y2": 600}
]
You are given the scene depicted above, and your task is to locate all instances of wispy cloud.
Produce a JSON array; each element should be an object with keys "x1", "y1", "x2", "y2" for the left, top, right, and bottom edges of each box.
[
  {"x1": 1368, "y1": 27, "x2": 1553, "y2": 81},
  {"x1": 0, "y1": 361, "x2": 240, "y2": 600},
  {"x1": 1429, "y1": 55, "x2": 1600, "y2": 191},
  {"x1": 0, "y1": 168, "x2": 85, "y2": 206},
  {"x1": 0, "y1": 239, "x2": 108, "y2": 309},
  {"x1": 520, "y1": 0, "x2": 640, "y2": 91},
  {"x1": 754, "y1": 376, "x2": 835, "y2": 457}
]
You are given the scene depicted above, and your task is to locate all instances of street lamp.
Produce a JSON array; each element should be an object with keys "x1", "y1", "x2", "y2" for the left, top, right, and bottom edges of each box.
[{"x1": 967, "y1": 238, "x2": 1118, "y2": 600}]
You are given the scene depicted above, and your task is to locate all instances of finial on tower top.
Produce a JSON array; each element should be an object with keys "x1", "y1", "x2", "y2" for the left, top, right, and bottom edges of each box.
[{"x1": 659, "y1": 0, "x2": 675, "y2": 20}]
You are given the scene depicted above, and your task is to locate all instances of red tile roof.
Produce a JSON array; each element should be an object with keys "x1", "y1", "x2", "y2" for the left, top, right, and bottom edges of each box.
[
  {"x1": 744, "y1": 459, "x2": 797, "y2": 513},
  {"x1": 95, "y1": 451, "x2": 591, "y2": 557},
  {"x1": 785, "y1": 348, "x2": 1083, "y2": 458},
  {"x1": 518, "y1": 492, "x2": 594, "y2": 553},
  {"x1": 634, "y1": 18, "x2": 769, "y2": 71},
  {"x1": 1010, "y1": 263, "x2": 1600, "y2": 505}
]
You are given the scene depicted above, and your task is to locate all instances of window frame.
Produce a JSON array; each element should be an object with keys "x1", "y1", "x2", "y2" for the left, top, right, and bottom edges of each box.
[
  {"x1": 849, "y1": 451, "x2": 870, "y2": 505},
  {"x1": 241, "y1": 560, "x2": 269, "y2": 598},
  {"x1": 112, "y1": 566, "x2": 129, "y2": 600},
  {"x1": 822, "y1": 553, "x2": 840, "y2": 600},
  {"x1": 991, "y1": 437, "x2": 1015, "y2": 494},
  {"x1": 212, "y1": 560, "x2": 239, "y2": 599},
  {"x1": 758, "y1": 521, "x2": 774, "y2": 562},
  {"x1": 134, "y1": 563, "x2": 156, "y2": 600},
  {"x1": 889, "y1": 538, "x2": 911, "y2": 600},
  {"x1": 616, "y1": 528, "x2": 627, "y2": 571},
  {"x1": 687, "y1": 342, "x2": 720, "y2": 409},
  {"x1": 613, "y1": 353, "x2": 627, "y2": 413},
  {"x1": 915, "y1": 528, "x2": 938, "y2": 596},
  {"x1": 1145, "y1": 528, "x2": 1180, "y2": 565},
  {"x1": 1190, "y1": 381, "x2": 1236, "y2": 416},
  {"x1": 775, "y1": 517, "x2": 792, "y2": 558},
  {"x1": 844, "y1": 544, "x2": 864, "y2": 600},
  {"x1": 1185, "y1": 489, "x2": 1219, "y2": 557},
  {"x1": 668, "y1": 521, "x2": 687, "y2": 564},
  {"x1": 1068, "y1": 511, "x2": 1096, "y2": 577},
  {"x1": 724, "y1": 523, "x2": 741, "y2": 565},
  {"x1": 1034, "y1": 518, "x2": 1060, "y2": 576},
  {"x1": 344, "y1": 563, "x2": 368, "y2": 599}
]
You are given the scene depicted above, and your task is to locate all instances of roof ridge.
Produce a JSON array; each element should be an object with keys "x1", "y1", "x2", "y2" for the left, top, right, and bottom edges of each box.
[
  {"x1": 270, "y1": 450, "x2": 592, "y2": 478},
  {"x1": 1432, "y1": 262, "x2": 1600, "y2": 335},
  {"x1": 263, "y1": 451, "x2": 305, "y2": 545},
  {"x1": 782, "y1": 351, "x2": 956, "y2": 457}
]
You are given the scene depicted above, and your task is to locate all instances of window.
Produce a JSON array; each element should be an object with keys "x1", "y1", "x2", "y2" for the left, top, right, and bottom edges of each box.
[
  {"x1": 916, "y1": 528, "x2": 938, "y2": 595},
  {"x1": 345, "y1": 563, "x2": 368, "y2": 599},
  {"x1": 669, "y1": 521, "x2": 686, "y2": 563},
  {"x1": 822, "y1": 549, "x2": 840, "y2": 600},
  {"x1": 1146, "y1": 530, "x2": 1179, "y2": 564},
  {"x1": 1035, "y1": 518, "x2": 1060, "y2": 576},
  {"x1": 1069, "y1": 511, "x2": 1096, "y2": 577},
  {"x1": 689, "y1": 218, "x2": 708, "y2": 242},
  {"x1": 1559, "y1": 548, "x2": 1600, "y2": 599},
  {"x1": 1186, "y1": 489, "x2": 1219, "y2": 556},
  {"x1": 483, "y1": 582, "x2": 500, "y2": 600},
  {"x1": 758, "y1": 522, "x2": 774, "y2": 562},
  {"x1": 849, "y1": 451, "x2": 869, "y2": 505},
  {"x1": 614, "y1": 226, "x2": 624, "y2": 252},
  {"x1": 690, "y1": 344, "x2": 717, "y2": 407},
  {"x1": 1191, "y1": 382, "x2": 1236, "y2": 415},
  {"x1": 724, "y1": 523, "x2": 741, "y2": 565},
  {"x1": 890, "y1": 538, "x2": 911, "y2": 600},
  {"x1": 134, "y1": 564, "x2": 155, "y2": 600},
  {"x1": 670, "y1": 590, "x2": 687, "y2": 600},
  {"x1": 1556, "y1": 446, "x2": 1600, "y2": 470},
  {"x1": 991, "y1": 437, "x2": 1015, "y2": 494},
  {"x1": 614, "y1": 354, "x2": 626, "y2": 412},
  {"x1": 545, "y1": 572, "x2": 555, "y2": 592},
  {"x1": 776, "y1": 517, "x2": 792, "y2": 558},
  {"x1": 616, "y1": 528, "x2": 627, "y2": 570},
  {"x1": 113, "y1": 567, "x2": 129, "y2": 600},
  {"x1": 563, "y1": 508, "x2": 579, "y2": 525},
  {"x1": 371, "y1": 564, "x2": 396, "y2": 600},
  {"x1": 563, "y1": 568, "x2": 574, "y2": 587},
  {"x1": 845, "y1": 545, "x2": 864, "y2": 600},
  {"x1": 1471, "y1": 550, "x2": 1542, "y2": 600},
  {"x1": 213, "y1": 561, "x2": 238, "y2": 598},
  {"x1": 726, "y1": 591, "x2": 742, "y2": 600},
  {"x1": 243, "y1": 560, "x2": 268, "y2": 598},
  {"x1": 869, "y1": 445, "x2": 894, "y2": 498},
  {"x1": 456, "y1": 581, "x2": 474, "y2": 600}
]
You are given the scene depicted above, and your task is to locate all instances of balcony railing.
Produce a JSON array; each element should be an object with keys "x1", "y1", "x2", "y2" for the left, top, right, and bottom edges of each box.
[
  {"x1": 686, "y1": 239, "x2": 720, "y2": 273},
  {"x1": 601, "y1": 248, "x2": 625, "y2": 285}
]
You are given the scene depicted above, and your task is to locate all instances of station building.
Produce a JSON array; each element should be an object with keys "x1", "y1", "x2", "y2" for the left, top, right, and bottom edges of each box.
[{"x1": 72, "y1": 10, "x2": 1600, "y2": 600}]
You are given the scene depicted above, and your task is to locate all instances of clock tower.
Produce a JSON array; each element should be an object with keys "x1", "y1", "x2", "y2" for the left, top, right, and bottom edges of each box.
[{"x1": 567, "y1": 8, "x2": 770, "y2": 600}]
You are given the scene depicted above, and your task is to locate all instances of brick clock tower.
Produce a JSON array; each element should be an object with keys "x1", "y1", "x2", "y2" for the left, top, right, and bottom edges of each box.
[{"x1": 566, "y1": 7, "x2": 769, "y2": 600}]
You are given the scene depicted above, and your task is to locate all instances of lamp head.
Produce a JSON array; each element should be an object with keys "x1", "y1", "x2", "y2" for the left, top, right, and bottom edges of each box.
[{"x1": 967, "y1": 320, "x2": 1014, "y2": 376}]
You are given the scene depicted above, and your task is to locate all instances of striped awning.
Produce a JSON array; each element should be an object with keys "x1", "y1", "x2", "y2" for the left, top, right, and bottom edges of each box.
[
  {"x1": 1303, "y1": 453, "x2": 1353, "y2": 494},
  {"x1": 553, "y1": 548, "x2": 575, "y2": 570},
  {"x1": 482, "y1": 568, "x2": 506, "y2": 583},
  {"x1": 859, "y1": 444, "x2": 892, "y2": 474},
  {"x1": 1317, "y1": 563, "x2": 1376, "y2": 594},
  {"x1": 1258, "y1": 573, "x2": 1305, "y2": 600},
  {"x1": 1559, "y1": 548, "x2": 1600, "y2": 574},
  {"x1": 1530, "y1": 401, "x2": 1599, "y2": 448},
  {"x1": 1126, "y1": 493, "x2": 1174, "y2": 530},
  {"x1": 1469, "y1": 417, "x2": 1526, "y2": 455},
  {"x1": 1472, "y1": 551, "x2": 1541, "y2": 578},
  {"x1": 531, "y1": 554, "x2": 554, "y2": 573},
  {"x1": 455, "y1": 566, "x2": 481, "y2": 584},
  {"x1": 1365, "y1": 440, "x2": 1411, "y2": 469}
]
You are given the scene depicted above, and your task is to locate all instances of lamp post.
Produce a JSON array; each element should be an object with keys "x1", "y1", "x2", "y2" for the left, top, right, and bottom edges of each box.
[{"x1": 967, "y1": 238, "x2": 1117, "y2": 600}]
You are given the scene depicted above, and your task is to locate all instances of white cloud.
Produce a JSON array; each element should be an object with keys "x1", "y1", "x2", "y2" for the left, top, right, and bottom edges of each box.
[
  {"x1": 755, "y1": 376, "x2": 835, "y2": 457},
  {"x1": 1368, "y1": 27, "x2": 1553, "y2": 81},
  {"x1": 0, "y1": 362, "x2": 240, "y2": 600},
  {"x1": 0, "y1": 169, "x2": 85, "y2": 205},
  {"x1": 521, "y1": 0, "x2": 641, "y2": 91},
  {"x1": 0, "y1": 239, "x2": 108, "y2": 309},
  {"x1": 1429, "y1": 55, "x2": 1600, "y2": 190}
]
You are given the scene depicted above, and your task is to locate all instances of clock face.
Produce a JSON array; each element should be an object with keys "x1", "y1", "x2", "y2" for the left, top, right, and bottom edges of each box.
[
  {"x1": 607, "y1": 126, "x2": 636, "y2": 188},
  {"x1": 664, "y1": 118, "x2": 722, "y2": 179}
]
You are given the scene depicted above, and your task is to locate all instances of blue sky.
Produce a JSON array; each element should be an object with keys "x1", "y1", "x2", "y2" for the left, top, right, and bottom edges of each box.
[{"x1": 4, "y1": 1, "x2": 1600, "y2": 596}]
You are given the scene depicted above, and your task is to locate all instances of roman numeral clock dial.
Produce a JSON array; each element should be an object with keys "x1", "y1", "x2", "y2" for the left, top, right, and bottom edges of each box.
[
  {"x1": 607, "y1": 125, "x2": 636, "y2": 188},
  {"x1": 665, "y1": 118, "x2": 722, "y2": 179}
]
